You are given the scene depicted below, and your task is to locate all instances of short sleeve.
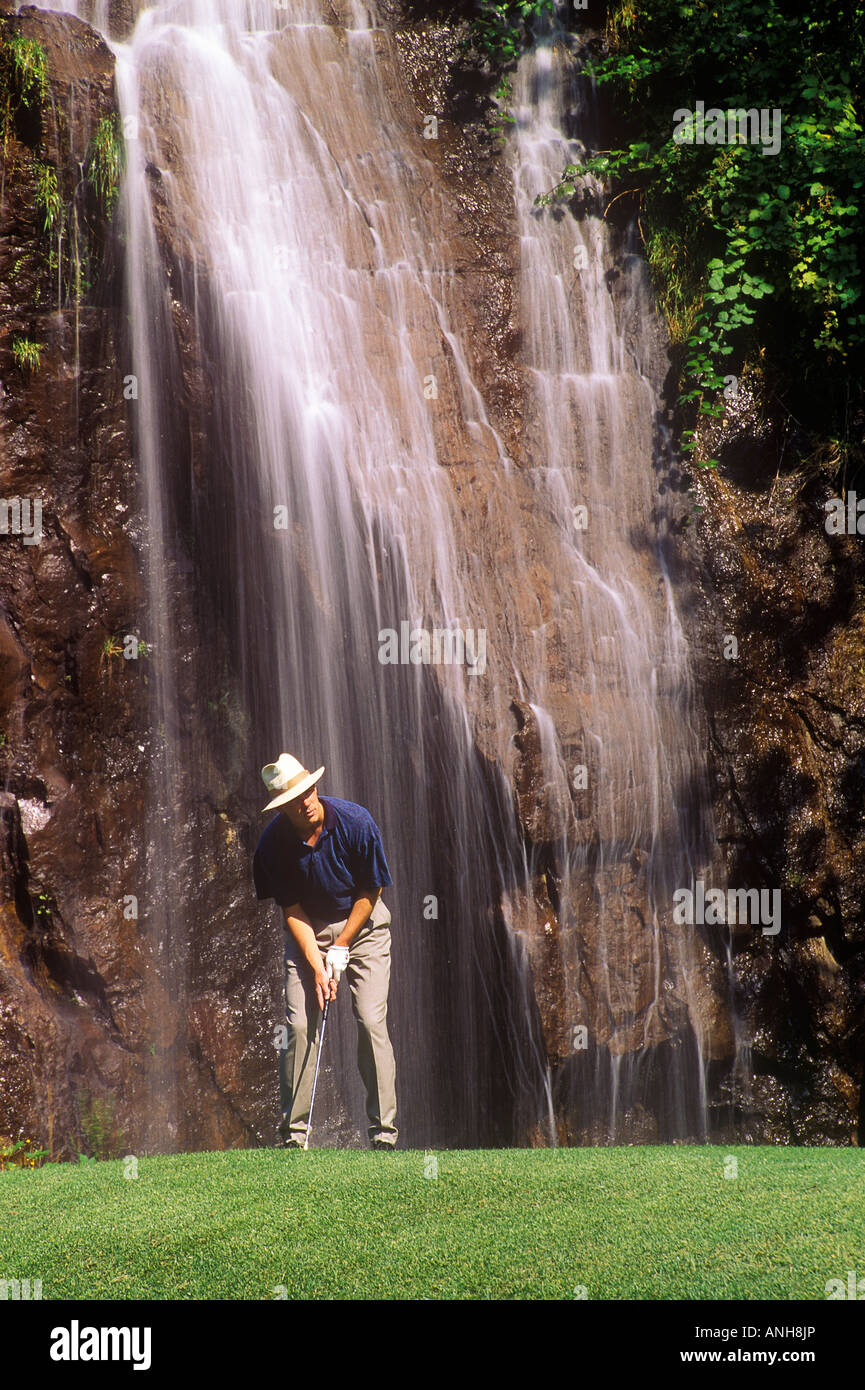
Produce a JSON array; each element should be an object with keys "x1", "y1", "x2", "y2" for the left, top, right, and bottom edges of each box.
[{"x1": 350, "y1": 816, "x2": 393, "y2": 891}]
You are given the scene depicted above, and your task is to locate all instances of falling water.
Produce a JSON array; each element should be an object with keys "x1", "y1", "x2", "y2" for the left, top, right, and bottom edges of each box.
[
  {"x1": 508, "y1": 20, "x2": 741, "y2": 1140},
  {"x1": 30, "y1": 0, "x2": 746, "y2": 1147}
]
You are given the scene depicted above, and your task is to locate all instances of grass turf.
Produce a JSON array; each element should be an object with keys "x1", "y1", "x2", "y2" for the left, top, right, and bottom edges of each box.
[{"x1": 1, "y1": 1146, "x2": 862, "y2": 1300}]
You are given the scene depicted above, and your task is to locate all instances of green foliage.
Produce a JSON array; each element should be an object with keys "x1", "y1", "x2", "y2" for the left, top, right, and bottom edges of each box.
[
  {"x1": 0, "y1": 1136, "x2": 48, "y2": 1170},
  {"x1": 4, "y1": 58, "x2": 120, "y2": 305},
  {"x1": 11, "y1": 334, "x2": 43, "y2": 371},
  {"x1": 490, "y1": 74, "x2": 517, "y2": 138},
  {"x1": 34, "y1": 161, "x2": 63, "y2": 235},
  {"x1": 33, "y1": 889, "x2": 54, "y2": 921},
  {"x1": 79, "y1": 1092, "x2": 121, "y2": 1161},
  {"x1": 7, "y1": 34, "x2": 48, "y2": 107},
  {"x1": 1, "y1": 34, "x2": 48, "y2": 152},
  {"x1": 86, "y1": 115, "x2": 124, "y2": 217},
  {"x1": 468, "y1": 0, "x2": 557, "y2": 64},
  {"x1": 98, "y1": 634, "x2": 124, "y2": 683},
  {"x1": 542, "y1": 0, "x2": 865, "y2": 454}
]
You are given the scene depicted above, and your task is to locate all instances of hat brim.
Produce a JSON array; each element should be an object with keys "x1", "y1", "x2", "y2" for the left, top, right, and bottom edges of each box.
[{"x1": 262, "y1": 766, "x2": 324, "y2": 813}]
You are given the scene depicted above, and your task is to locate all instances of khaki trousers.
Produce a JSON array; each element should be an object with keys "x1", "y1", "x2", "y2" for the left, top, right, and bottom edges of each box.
[{"x1": 279, "y1": 896, "x2": 398, "y2": 1147}]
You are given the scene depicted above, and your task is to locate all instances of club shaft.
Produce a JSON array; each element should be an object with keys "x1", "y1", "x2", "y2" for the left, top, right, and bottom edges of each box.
[{"x1": 304, "y1": 997, "x2": 329, "y2": 1150}]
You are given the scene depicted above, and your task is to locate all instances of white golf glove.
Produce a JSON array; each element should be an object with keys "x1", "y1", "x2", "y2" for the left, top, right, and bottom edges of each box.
[{"x1": 326, "y1": 945, "x2": 349, "y2": 982}]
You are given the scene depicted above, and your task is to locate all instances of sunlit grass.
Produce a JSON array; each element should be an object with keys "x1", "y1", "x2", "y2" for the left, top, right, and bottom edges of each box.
[{"x1": 0, "y1": 1146, "x2": 861, "y2": 1300}]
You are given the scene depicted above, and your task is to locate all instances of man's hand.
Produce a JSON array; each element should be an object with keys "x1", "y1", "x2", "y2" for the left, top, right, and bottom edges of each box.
[
  {"x1": 312, "y1": 952, "x2": 337, "y2": 1012},
  {"x1": 283, "y1": 905, "x2": 337, "y2": 1011},
  {"x1": 326, "y1": 945, "x2": 349, "y2": 982}
]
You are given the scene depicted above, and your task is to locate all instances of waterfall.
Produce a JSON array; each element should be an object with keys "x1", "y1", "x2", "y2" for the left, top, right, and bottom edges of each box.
[
  {"x1": 28, "y1": 0, "x2": 746, "y2": 1147},
  {"x1": 509, "y1": 26, "x2": 732, "y2": 1140}
]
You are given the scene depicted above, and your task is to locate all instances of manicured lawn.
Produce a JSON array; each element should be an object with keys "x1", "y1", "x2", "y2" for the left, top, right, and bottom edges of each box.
[{"x1": 1, "y1": 1146, "x2": 862, "y2": 1300}]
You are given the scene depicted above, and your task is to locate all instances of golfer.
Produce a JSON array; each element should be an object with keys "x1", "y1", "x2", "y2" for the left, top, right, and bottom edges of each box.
[{"x1": 253, "y1": 753, "x2": 398, "y2": 1150}]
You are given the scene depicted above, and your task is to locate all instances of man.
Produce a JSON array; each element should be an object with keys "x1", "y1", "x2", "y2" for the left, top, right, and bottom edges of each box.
[{"x1": 252, "y1": 753, "x2": 398, "y2": 1150}]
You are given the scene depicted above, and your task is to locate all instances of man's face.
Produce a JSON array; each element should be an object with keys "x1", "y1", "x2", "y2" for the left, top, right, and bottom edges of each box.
[{"x1": 279, "y1": 782, "x2": 323, "y2": 835}]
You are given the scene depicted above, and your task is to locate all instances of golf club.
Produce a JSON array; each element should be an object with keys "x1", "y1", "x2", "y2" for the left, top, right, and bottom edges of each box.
[
  {"x1": 304, "y1": 946, "x2": 349, "y2": 1149},
  {"x1": 304, "y1": 997, "x2": 329, "y2": 1150}
]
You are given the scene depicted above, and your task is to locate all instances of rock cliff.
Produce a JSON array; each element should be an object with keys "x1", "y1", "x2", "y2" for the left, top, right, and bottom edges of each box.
[{"x1": 0, "y1": 2, "x2": 861, "y2": 1155}]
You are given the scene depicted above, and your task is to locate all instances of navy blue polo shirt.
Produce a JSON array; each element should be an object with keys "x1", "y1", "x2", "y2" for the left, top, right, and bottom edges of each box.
[{"x1": 252, "y1": 795, "x2": 392, "y2": 921}]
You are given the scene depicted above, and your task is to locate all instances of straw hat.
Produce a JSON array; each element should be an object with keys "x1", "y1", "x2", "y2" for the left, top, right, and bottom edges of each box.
[{"x1": 261, "y1": 753, "x2": 324, "y2": 812}]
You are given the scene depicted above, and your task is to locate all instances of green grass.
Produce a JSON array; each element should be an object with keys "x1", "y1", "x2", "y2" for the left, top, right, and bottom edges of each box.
[{"x1": 0, "y1": 1146, "x2": 862, "y2": 1300}]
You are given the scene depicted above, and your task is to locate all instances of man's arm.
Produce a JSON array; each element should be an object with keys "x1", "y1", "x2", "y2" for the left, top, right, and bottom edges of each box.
[
  {"x1": 282, "y1": 902, "x2": 334, "y2": 1010},
  {"x1": 333, "y1": 887, "x2": 381, "y2": 952},
  {"x1": 335, "y1": 809, "x2": 390, "y2": 952}
]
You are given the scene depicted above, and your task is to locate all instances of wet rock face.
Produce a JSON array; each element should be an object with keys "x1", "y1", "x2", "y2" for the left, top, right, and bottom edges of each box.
[
  {"x1": 0, "y1": 7, "x2": 144, "y2": 1157},
  {"x1": 687, "y1": 371, "x2": 865, "y2": 1142},
  {"x1": 1, "y1": 3, "x2": 861, "y2": 1156},
  {"x1": 0, "y1": 7, "x2": 276, "y2": 1158}
]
